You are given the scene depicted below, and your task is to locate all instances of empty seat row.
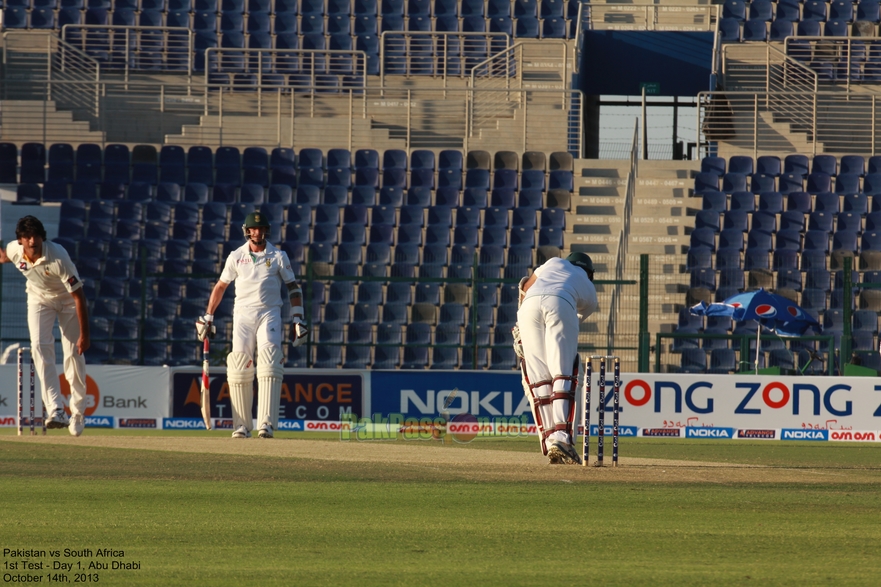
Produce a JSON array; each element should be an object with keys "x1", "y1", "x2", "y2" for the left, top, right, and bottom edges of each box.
[
  {"x1": 695, "y1": 208, "x2": 881, "y2": 234},
  {"x1": 701, "y1": 190, "x2": 881, "y2": 215},
  {"x1": 677, "y1": 347, "x2": 833, "y2": 374},
  {"x1": 2, "y1": 7, "x2": 578, "y2": 39},
  {"x1": 701, "y1": 153, "x2": 875, "y2": 177},
  {"x1": 3, "y1": 0, "x2": 578, "y2": 18},
  {"x1": 722, "y1": 0, "x2": 881, "y2": 24},
  {"x1": 0, "y1": 143, "x2": 574, "y2": 185}
]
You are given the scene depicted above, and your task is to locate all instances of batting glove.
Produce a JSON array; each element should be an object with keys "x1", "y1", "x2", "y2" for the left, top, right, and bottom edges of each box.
[
  {"x1": 512, "y1": 323, "x2": 524, "y2": 359},
  {"x1": 291, "y1": 310, "x2": 308, "y2": 347},
  {"x1": 196, "y1": 314, "x2": 216, "y2": 341}
]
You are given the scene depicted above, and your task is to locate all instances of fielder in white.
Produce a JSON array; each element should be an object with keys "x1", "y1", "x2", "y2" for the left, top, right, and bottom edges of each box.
[
  {"x1": 514, "y1": 252, "x2": 598, "y2": 465},
  {"x1": 197, "y1": 212, "x2": 307, "y2": 439},
  {"x1": 0, "y1": 216, "x2": 90, "y2": 437}
]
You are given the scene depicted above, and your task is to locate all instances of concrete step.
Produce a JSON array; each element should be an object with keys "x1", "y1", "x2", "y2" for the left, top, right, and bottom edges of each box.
[{"x1": 0, "y1": 100, "x2": 104, "y2": 144}]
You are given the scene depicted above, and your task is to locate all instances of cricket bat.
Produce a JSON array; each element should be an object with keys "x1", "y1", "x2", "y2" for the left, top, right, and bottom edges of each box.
[{"x1": 200, "y1": 336, "x2": 212, "y2": 430}]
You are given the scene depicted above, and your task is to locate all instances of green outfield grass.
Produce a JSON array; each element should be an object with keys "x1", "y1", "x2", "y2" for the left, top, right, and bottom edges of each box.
[{"x1": 2, "y1": 433, "x2": 881, "y2": 586}]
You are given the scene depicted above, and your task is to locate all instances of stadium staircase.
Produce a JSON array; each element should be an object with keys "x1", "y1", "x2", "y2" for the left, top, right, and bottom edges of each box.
[{"x1": 572, "y1": 158, "x2": 700, "y2": 344}]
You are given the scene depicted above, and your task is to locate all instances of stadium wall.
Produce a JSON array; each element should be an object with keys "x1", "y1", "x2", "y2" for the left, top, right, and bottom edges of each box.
[{"x1": 1, "y1": 366, "x2": 879, "y2": 443}]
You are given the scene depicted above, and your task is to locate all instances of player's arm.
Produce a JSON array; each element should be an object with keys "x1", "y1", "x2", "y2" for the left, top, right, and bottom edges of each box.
[
  {"x1": 71, "y1": 287, "x2": 91, "y2": 355},
  {"x1": 205, "y1": 280, "x2": 230, "y2": 316},
  {"x1": 287, "y1": 280, "x2": 304, "y2": 318},
  {"x1": 287, "y1": 281, "x2": 308, "y2": 346},
  {"x1": 0, "y1": 244, "x2": 8, "y2": 264}
]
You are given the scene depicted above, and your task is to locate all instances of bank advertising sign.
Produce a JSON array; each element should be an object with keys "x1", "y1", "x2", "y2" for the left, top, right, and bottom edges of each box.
[{"x1": 0, "y1": 364, "x2": 167, "y2": 429}]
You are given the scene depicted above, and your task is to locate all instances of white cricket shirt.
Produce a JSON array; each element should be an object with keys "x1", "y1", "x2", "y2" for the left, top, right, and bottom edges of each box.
[
  {"x1": 523, "y1": 256, "x2": 598, "y2": 321},
  {"x1": 6, "y1": 240, "x2": 84, "y2": 301},
  {"x1": 219, "y1": 241, "x2": 297, "y2": 308}
]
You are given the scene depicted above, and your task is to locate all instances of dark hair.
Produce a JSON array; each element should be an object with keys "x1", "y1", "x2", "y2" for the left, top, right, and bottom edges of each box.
[{"x1": 15, "y1": 216, "x2": 47, "y2": 241}]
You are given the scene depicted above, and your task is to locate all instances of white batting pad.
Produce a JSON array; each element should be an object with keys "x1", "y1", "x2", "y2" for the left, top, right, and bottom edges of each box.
[
  {"x1": 256, "y1": 346, "x2": 284, "y2": 429},
  {"x1": 227, "y1": 351, "x2": 255, "y2": 432}
]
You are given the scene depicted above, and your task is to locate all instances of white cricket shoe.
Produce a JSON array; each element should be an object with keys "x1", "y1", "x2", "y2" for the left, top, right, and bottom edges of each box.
[
  {"x1": 46, "y1": 409, "x2": 70, "y2": 430},
  {"x1": 231, "y1": 426, "x2": 251, "y2": 438},
  {"x1": 257, "y1": 424, "x2": 274, "y2": 439},
  {"x1": 69, "y1": 414, "x2": 84, "y2": 437},
  {"x1": 547, "y1": 440, "x2": 582, "y2": 465}
]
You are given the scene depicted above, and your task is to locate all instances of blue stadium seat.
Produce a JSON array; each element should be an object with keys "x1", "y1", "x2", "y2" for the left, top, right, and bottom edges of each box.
[
  {"x1": 831, "y1": 0, "x2": 854, "y2": 20},
  {"x1": 803, "y1": 0, "x2": 828, "y2": 20},
  {"x1": 695, "y1": 210, "x2": 721, "y2": 232},
  {"x1": 814, "y1": 192, "x2": 840, "y2": 214},
  {"x1": 516, "y1": 15, "x2": 541, "y2": 37},
  {"x1": 214, "y1": 147, "x2": 242, "y2": 187},
  {"x1": 694, "y1": 172, "x2": 720, "y2": 194},
  {"x1": 807, "y1": 210, "x2": 834, "y2": 233},
  {"x1": 542, "y1": 16, "x2": 567, "y2": 38},
  {"x1": 778, "y1": 173, "x2": 804, "y2": 195},
  {"x1": 723, "y1": 173, "x2": 748, "y2": 194},
  {"x1": 769, "y1": 19, "x2": 794, "y2": 41},
  {"x1": 803, "y1": 229, "x2": 831, "y2": 253},
  {"x1": 778, "y1": 210, "x2": 805, "y2": 233},
  {"x1": 843, "y1": 193, "x2": 869, "y2": 215},
  {"x1": 841, "y1": 155, "x2": 866, "y2": 176},
  {"x1": 742, "y1": 19, "x2": 767, "y2": 41},
  {"x1": 719, "y1": 17, "x2": 741, "y2": 41},
  {"x1": 726, "y1": 191, "x2": 752, "y2": 213},
  {"x1": 783, "y1": 154, "x2": 810, "y2": 176},
  {"x1": 722, "y1": 0, "x2": 746, "y2": 20},
  {"x1": 268, "y1": 185, "x2": 293, "y2": 205},
  {"x1": 858, "y1": 0, "x2": 881, "y2": 23},
  {"x1": 751, "y1": 174, "x2": 776, "y2": 194},
  {"x1": 751, "y1": 211, "x2": 777, "y2": 234},
  {"x1": 807, "y1": 174, "x2": 832, "y2": 195},
  {"x1": 812, "y1": 154, "x2": 838, "y2": 177},
  {"x1": 701, "y1": 156, "x2": 726, "y2": 176},
  {"x1": 687, "y1": 247, "x2": 714, "y2": 271},
  {"x1": 783, "y1": 191, "x2": 810, "y2": 214},
  {"x1": 825, "y1": 19, "x2": 850, "y2": 37},
  {"x1": 679, "y1": 349, "x2": 708, "y2": 374}
]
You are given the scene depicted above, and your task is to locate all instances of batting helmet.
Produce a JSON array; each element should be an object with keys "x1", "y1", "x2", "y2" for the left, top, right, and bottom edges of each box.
[
  {"x1": 566, "y1": 252, "x2": 595, "y2": 281},
  {"x1": 242, "y1": 211, "x2": 271, "y2": 239}
]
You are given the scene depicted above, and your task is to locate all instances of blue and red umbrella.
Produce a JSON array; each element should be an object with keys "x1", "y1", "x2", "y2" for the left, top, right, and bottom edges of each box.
[
  {"x1": 690, "y1": 288, "x2": 821, "y2": 336},
  {"x1": 690, "y1": 288, "x2": 822, "y2": 372}
]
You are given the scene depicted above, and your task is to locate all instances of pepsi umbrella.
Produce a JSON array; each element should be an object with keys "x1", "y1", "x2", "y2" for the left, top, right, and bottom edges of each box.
[{"x1": 690, "y1": 288, "x2": 822, "y2": 373}]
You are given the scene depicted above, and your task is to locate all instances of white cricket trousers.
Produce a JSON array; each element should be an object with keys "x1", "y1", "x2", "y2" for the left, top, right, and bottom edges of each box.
[
  {"x1": 231, "y1": 305, "x2": 284, "y2": 360},
  {"x1": 27, "y1": 296, "x2": 87, "y2": 418},
  {"x1": 518, "y1": 295, "x2": 580, "y2": 383},
  {"x1": 517, "y1": 295, "x2": 580, "y2": 443}
]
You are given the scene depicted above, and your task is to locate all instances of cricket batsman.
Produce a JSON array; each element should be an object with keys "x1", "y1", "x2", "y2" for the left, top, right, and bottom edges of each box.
[
  {"x1": 197, "y1": 212, "x2": 308, "y2": 438},
  {"x1": 513, "y1": 252, "x2": 598, "y2": 465}
]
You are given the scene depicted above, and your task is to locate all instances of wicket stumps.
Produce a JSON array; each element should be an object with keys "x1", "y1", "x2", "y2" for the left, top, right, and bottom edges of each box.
[
  {"x1": 17, "y1": 347, "x2": 45, "y2": 436},
  {"x1": 582, "y1": 355, "x2": 620, "y2": 467}
]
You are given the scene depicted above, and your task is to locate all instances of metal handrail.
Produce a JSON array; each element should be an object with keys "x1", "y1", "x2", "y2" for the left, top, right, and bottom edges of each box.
[
  {"x1": 606, "y1": 119, "x2": 639, "y2": 354},
  {"x1": 586, "y1": 4, "x2": 720, "y2": 32},
  {"x1": 697, "y1": 89, "x2": 881, "y2": 158}
]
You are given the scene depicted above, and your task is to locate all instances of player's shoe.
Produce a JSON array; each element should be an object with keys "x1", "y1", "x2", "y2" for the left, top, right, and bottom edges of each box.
[
  {"x1": 68, "y1": 414, "x2": 84, "y2": 437},
  {"x1": 547, "y1": 447, "x2": 564, "y2": 465},
  {"x1": 257, "y1": 424, "x2": 274, "y2": 439},
  {"x1": 46, "y1": 409, "x2": 70, "y2": 430},
  {"x1": 547, "y1": 440, "x2": 582, "y2": 465},
  {"x1": 231, "y1": 426, "x2": 251, "y2": 439}
]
